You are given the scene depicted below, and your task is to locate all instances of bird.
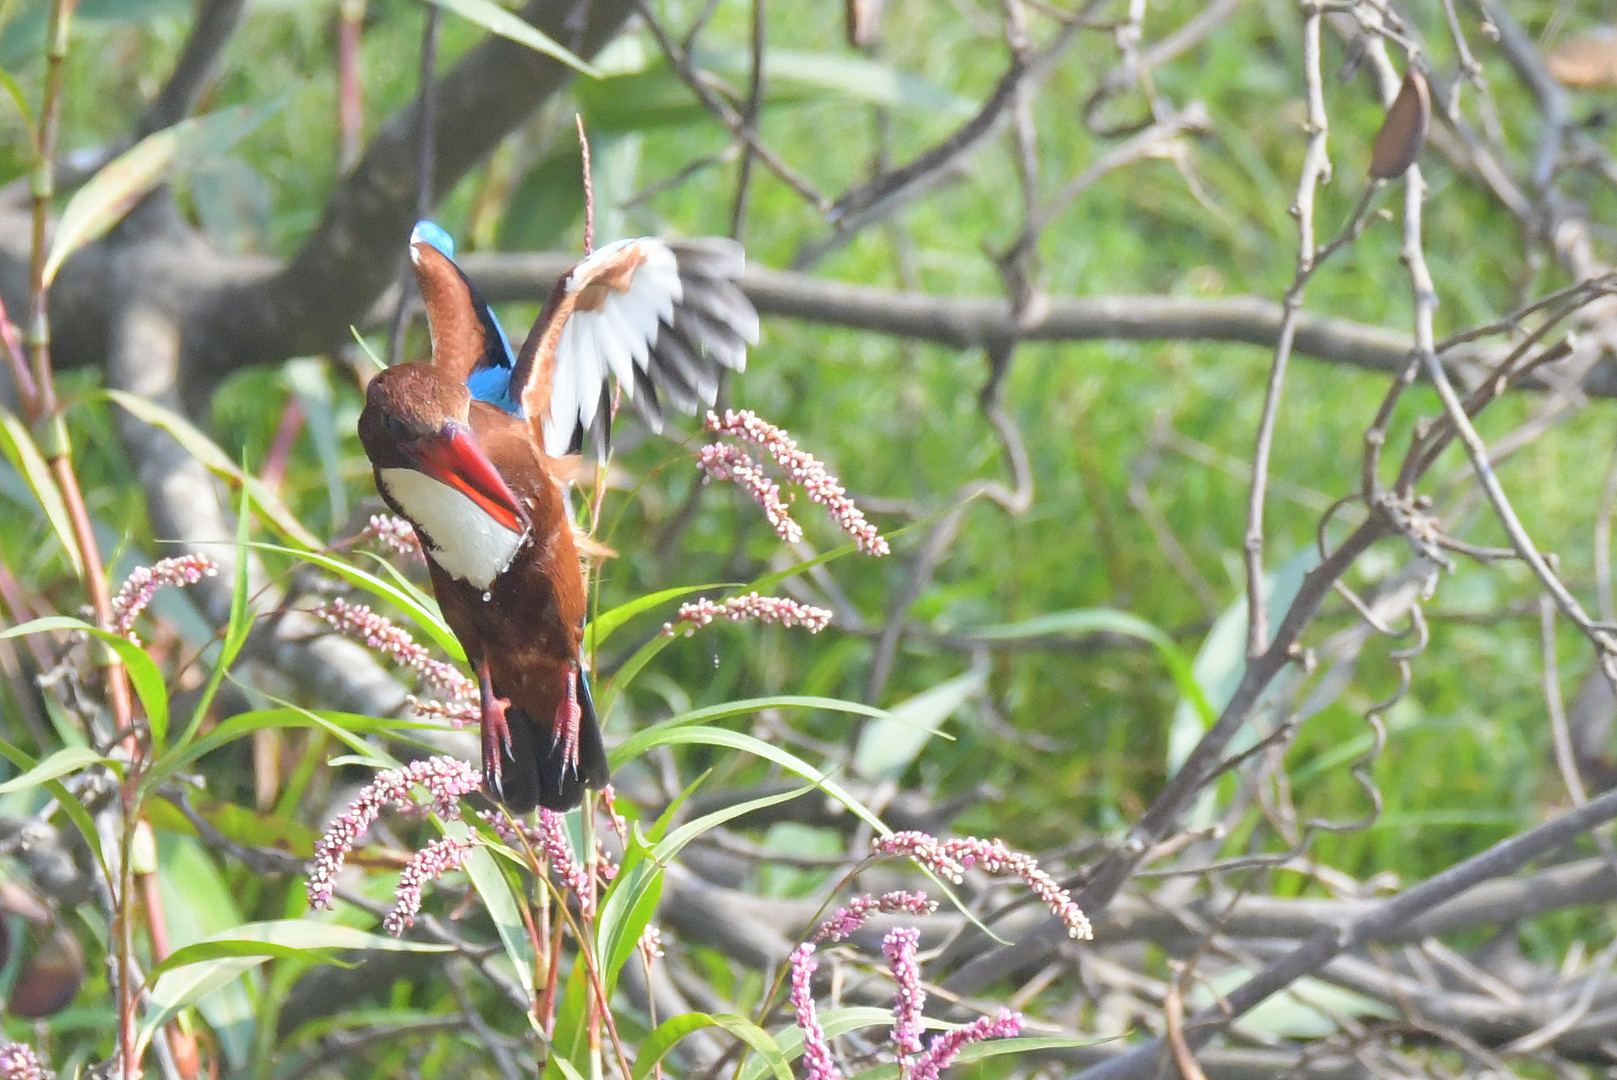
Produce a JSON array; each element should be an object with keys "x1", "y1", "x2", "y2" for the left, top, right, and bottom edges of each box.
[{"x1": 357, "y1": 221, "x2": 759, "y2": 811}]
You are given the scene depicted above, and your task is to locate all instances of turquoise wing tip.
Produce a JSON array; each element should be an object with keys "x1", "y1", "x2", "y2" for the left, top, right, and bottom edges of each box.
[{"x1": 410, "y1": 220, "x2": 455, "y2": 259}]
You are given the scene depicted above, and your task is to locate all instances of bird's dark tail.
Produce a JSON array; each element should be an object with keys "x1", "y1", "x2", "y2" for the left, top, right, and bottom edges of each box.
[{"x1": 486, "y1": 665, "x2": 609, "y2": 813}]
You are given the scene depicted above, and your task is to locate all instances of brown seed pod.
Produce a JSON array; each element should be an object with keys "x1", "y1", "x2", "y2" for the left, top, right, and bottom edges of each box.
[
  {"x1": 1369, "y1": 69, "x2": 1431, "y2": 180},
  {"x1": 8, "y1": 924, "x2": 84, "y2": 1018}
]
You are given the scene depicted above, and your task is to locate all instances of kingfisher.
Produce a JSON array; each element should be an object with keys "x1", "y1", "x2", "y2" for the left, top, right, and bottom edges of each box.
[{"x1": 358, "y1": 221, "x2": 758, "y2": 811}]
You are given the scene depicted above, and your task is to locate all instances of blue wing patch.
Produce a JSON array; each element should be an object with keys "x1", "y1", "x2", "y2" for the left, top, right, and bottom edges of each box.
[{"x1": 412, "y1": 219, "x2": 525, "y2": 418}]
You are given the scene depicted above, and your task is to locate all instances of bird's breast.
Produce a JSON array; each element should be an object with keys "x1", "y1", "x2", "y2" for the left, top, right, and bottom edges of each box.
[{"x1": 379, "y1": 467, "x2": 528, "y2": 591}]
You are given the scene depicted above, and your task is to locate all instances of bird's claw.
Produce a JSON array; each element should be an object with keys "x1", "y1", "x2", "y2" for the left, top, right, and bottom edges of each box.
[
  {"x1": 555, "y1": 666, "x2": 582, "y2": 777},
  {"x1": 478, "y1": 660, "x2": 514, "y2": 795}
]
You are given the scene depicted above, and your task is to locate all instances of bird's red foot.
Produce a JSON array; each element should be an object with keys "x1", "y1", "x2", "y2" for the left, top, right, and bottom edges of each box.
[
  {"x1": 555, "y1": 664, "x2": 582, "y2": 775},
  {"x1": 478, "y1": 659, "x2": 514, "y2": 795}
]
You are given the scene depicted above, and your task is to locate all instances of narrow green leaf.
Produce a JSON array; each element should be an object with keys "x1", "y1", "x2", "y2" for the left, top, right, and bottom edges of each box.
[
  {"x1": 642, "y1": 726, "x2": 887, "y2": 834},
  {"x1": 852, "y1": 669, "x2": 976, "y2": 779},
  {"x1": 454, "y1": 819, "x2": 536, "y2": 999},
  {"x1": 650, "y1": 784, "x2": 812, "y2": 865},
  {"x1": 585, "y1": 582, "x2": 732, "y2": 651},
  {"x1": 697, "y1": 48, "x2": 973, "y2": 113},
  {"x1": 180, "y1": 484, "x2": 255, "y2": 749},
  {"x1": 0, "y1": 616, "x2": 169, "y2": 749},
  {"x1": 45, "y1": 99, "x2": 281, "y2": 285},
  {"x1": 0, "y1": 745, "x2": 108, "y2": 793},
  {"x1": 139, "y1": 921, "x2": 451, "y2": 1058},
  {"x1": 103, "y1": 391, "x2": 320, "y2": 549},
  {"x1": 425, "y1": 0, "x2": 599, "y2": 76},
  {"x1": 250, "y1": 542, "x2": 463, "y2": 662},
  {"x1": 0, "y1": 65, "x2": 36, "y2": 144},
  {"x1": 737, "y1": 1008, "x2": 894, "y2": 1080},
  {"x1": 0, "y1": 410, "x2": 82, "y2": 575},
  {"x1": 613, "y1": 696, "x2": 890, "y2": 765},
  {"x1": 635, "y1": 1013, "x2": 792, "y2": 1080}
]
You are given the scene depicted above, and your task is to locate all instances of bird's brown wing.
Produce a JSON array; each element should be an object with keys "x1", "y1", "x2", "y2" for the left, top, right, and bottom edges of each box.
[{"x1": 509, "y1": 237, "x2": 759, "y2": 460}]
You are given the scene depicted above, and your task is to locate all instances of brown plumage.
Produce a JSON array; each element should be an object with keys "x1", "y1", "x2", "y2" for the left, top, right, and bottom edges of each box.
[
  {"x1": 358, "y1": 364, "x2": 606, "y2": 811},
  {"x1": 357, "y1": 221, "x2": 757, "y2": 812}
]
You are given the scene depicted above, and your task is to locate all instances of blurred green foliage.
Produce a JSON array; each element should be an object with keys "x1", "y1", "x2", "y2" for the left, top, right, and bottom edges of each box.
[{"x1": 3, "y1": 0, "x2": 1617, "y2": 1069}]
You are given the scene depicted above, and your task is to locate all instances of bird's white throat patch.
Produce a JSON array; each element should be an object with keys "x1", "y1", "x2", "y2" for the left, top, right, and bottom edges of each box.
[{"x1": 379, "y1": 468, "x2": 526, "y2": 591}]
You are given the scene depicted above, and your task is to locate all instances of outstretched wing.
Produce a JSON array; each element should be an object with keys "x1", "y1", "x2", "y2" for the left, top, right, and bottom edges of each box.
[
  {"x1": 408, "y1": 221, "x2": 520, "y2": 410},
  {"x1": 509, "y1": 236, "x2": 759, "y2": 459}
]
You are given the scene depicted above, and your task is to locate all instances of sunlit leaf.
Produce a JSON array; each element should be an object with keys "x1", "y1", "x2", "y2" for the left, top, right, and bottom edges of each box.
[
  {"x1": 0, "y1": 744, "x2": 108, "y2": 793},
  {"x1": 0, "y1": 410, "x2": 81, "y2": 575},
  {"x1": 424, "y1": 0, "x2": 598, "y2": 76},
  {"x1": 103, "y1": 391, "x2": 320, "y2": 549},
  {"x1": 852, "y1": 668, "x2": 975, "y2": 779},
  {"x1": 635, "y1": 1012, "x2": 792, "y2": 1080},
  {"x1": 44, "y1": 99, "x2": 281, "y2": 285}
]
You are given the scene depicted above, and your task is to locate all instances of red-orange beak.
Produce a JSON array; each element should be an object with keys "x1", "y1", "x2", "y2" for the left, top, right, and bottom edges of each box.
[{"x1": 406, "y1": 422, "x2": 526, "y2": 533}]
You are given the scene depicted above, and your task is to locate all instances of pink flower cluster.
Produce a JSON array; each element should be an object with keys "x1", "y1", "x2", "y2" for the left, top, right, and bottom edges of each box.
[
  {"x1": 110, "y1": 554, "x2": 218, "y2": 641},
  {"x1": 699, "y1": 442, "x2": 802, "y2": 544},
  {"x1": 883, "y1": 927, "x2": 925, "y2": 1055},
  {"x1": 383, "y1": 835, "x2": 472, "y2": 935},
  {"x1": 663, "y1": 592, "x2": 833, "y2": 637},
  {"x1": 362, "y1": 513, "x2": 424, "y2": 561},
  {"x1": 0, "y1": 1042, "x2": 47, "y2": 1080},
  {"x1": 313, "y1": 598, "x2": 477, "y2": 704},
  {"x1": 789, "y1": 889, "x2": 1022, "y2": 1080},
  {"x1": 305, "y1": 755, "x2": 482, "y2": 912},
  {"x1": 701, "y1": 409, "x2": 890, "y2": 556},
  {"x1": 476, "y1": 807, "x2": 607, "y2": 914},
  {"x1": 811, "y1": 890, "x2": 936, "y2": 944},
  {"x1": 872, "y1": 832, "x2": 1092, "y2": 941}
]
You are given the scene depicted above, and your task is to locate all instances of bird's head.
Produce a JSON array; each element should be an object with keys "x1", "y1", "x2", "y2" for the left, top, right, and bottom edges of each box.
[{"x1": 359, "y1": 363, "x2": 525, "y2": 532}]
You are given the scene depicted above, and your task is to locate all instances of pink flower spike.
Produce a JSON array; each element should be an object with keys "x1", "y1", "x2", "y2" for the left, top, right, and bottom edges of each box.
[
  {"x1": 663, "y1": 592, "x2": 832, "y2": 637},
  {"x1": 384, "y1": 835, "x2": 472, "y2": 936},
  {"x1": 406, "y1": 695, "x2": 480, "y2": 728},
  {"x1": 306, "y1": 756, "x2": 482, "y2": 910},
  {"x1": 912, "y1": 1011, "x2": 1021, "y2": 1080},
  {"x1": 110, "y1": 554, "x2": 219, "y2": 641},
  {"x1": 811, "y1": 891, "x2": 937, "y2": 945},
  {"x1": 705, "y1": 409, "x2": 889, "y2": 556},
  {"x1": 362, "y1": 514, "x2": 424, "y2": 561},
  {"x1": 698, "y1": 442, "x2": 803, "y2": 544},
  {"x1": 315, "y1": 598, "x2": 477, "y2": 703},
  {"x1": 790, "y1": 943, "x2": 841, "y2": 1080},
  {"x1": 883, "y1": 927, "x2": 926, "y2": 1056},
  {"x1": 538, "y1": 808, "x2": 593, "y2": 908},
  {"x1": 0, "y1": 1042, "x2": 48, "y2": 1080},
  {"x1": 871, "y1": 833, "x2": 1091, "y2": 941}
]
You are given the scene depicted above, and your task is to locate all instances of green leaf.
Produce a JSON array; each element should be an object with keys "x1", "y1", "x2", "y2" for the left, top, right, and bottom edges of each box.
[
  {"x1": 0, "y1": 409, "x2": 81, "y2": 575},
  {"x1": 634, "y1": 1012, "x2": 792, "y2": 1080},
  {"x1": 453, "y1": 818, "x2": 536, "y2": 1000},
  {"x1": 971, "y1": 607, "x2": 1216, "y2": 730},
  {"x1": 103, "y1": 390, "x2": 320, "y2": 549},
  {"x1": 424, "y1": 0, "x2": 598, "y2": 77},
  {"x1": 139, "y1": 921, "x2": 451, "y2": 1057},
  {"x1": 697, "y1": 48, "x2": 973, "y2": 114},
  {"x1": 45, "y1": 99, "x2": 281, "y2": 285},
  {"x1": 250, "y1": 542, "x2": 463, "y2": 662},
  {"x1": 180, "y1": 485, "x2": 255, "y2": 750},
  {"x1": 736, "y1": 1008, "x2": 893, "y2": 1080},
  {"x1": 614, "y1": 696, "x2": 890, "y2": 765},
  {"x1": 0, "y1": 744, "x2": 108, "y2": 793},
  {"x1": 595, "y1": 828, "x2": 664, "y2": 996},
  {"x1": 640, "y1": 726, "x2": 887, "y2": 834},
  {"x1": 841, "y1": 1036, "x2": 1099, "y2": 1080},
  {"x1": 585, "y1": 582, "x2": 732, "y2": 652},
  {"x1": 283, "y1": 358, "x2": 347, "y2": 526},
  {"x1": 0, "y1": 615, "x2": 169, "y2": 750},
  {"x1": 852, "y1": 668, "x2": 976, "y2": 779}
]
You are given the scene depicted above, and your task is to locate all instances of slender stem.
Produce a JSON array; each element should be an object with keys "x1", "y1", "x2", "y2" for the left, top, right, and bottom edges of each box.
[{"x1": 387, "y1": 5, "x2": 441, "y2": 367}]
